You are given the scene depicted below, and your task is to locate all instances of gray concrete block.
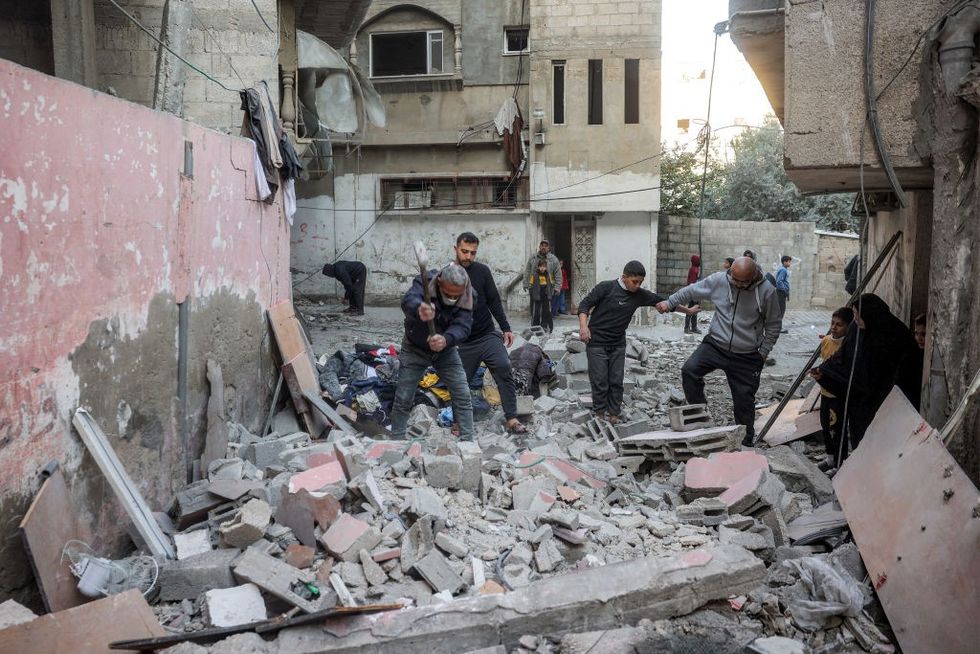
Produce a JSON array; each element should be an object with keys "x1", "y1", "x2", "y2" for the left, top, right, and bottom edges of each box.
[
  {"x1": 158, "y1": 548, "x2": 239, "y2": 601},
  {"x1": 434, "y1": 532, "x2": 469, "y2": 558},
  {"x1": 457, "y1": 441, "x2": 482, "y2": 494},
  {"x1": 423, "y1": 454, "x2": 463, "y2": 489},
  {"x1": 413, "y1": 550, "x2": 464, "y2": 594},
  {"x1": 232, "y1": 547, "x2": 321, "y2": 613}
]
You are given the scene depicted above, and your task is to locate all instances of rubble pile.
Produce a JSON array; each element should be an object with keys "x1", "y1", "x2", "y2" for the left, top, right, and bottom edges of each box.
[{"x1": 1, "y1": 320, "x2": 898, "y2": 653}]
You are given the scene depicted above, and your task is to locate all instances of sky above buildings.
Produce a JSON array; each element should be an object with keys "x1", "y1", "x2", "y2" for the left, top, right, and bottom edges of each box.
[{"x1": 661, "y1": 0, "x2": 776, "y2": 154}]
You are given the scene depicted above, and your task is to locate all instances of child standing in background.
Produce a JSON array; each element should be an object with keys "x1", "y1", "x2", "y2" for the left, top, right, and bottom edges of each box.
[
  {"x1": 529, "y1": 260, "x2": 554, "y2": 333},
  {"x1": 815, "y1": 307, "x2": 853, "y2": 466}
]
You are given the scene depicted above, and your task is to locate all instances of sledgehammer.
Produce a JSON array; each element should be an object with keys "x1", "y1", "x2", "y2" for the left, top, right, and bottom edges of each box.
[{"x1": 413, "y1": 240, "x2": 437, "y2": 337}]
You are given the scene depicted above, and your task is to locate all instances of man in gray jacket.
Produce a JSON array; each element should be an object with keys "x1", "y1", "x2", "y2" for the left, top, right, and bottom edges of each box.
[
  {"x1": 523, "y1": 240, "x2": 562, "y2": 299},
  {"x1": 656, "y1": 257, "x2": 784, "y2": 445}
]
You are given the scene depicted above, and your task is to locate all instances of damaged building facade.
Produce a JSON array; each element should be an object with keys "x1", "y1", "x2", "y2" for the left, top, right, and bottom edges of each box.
[
  {"x1": 728, "y1": 0, "x2": 980, "y2": 482},
  {"x1": 291, "y1": 0, "x2": 662, "y2": 309},
  {"x1": 0, "y1": 0, "x2": 370, "y2": 606}
]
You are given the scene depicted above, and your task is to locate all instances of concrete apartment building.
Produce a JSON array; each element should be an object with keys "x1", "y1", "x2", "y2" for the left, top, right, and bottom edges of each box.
[
  {"x1": 292, "y1": 0, "x2": 663, "y2": 309},
  {"x1": 728, "y1": 0, "x2": 980, "y2": 482},
  {"x1": 0, "y1": 0, "x2": 369, "y2": 605}
]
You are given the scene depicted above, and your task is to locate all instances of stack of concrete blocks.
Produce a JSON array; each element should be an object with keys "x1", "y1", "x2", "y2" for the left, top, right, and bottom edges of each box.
[{"x1": 614, "y1": 404, "x2": 743, "y2": 462}]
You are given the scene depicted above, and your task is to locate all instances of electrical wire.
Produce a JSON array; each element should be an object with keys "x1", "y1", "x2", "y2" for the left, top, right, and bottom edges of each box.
[
  {"x1": 696, "y1": 25, "x2": 724, "y2": 277},
  {"x1": 105, "y1": 0, "x2": 241, "y2": 93},
  {"x1": 875, "y1": 0, "x2": 970, "y2": 101},
  {"x1": 249, "y1": 0, "x2": 276, "y2": 33},
  {"x1": 864, "y1": 0, "x2": 907, "y2": 207}
]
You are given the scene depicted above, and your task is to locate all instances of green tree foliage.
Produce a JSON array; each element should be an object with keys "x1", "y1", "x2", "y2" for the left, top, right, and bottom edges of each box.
[{"x1": 660, "y1": 118, "x2": 858, "y2": 232}]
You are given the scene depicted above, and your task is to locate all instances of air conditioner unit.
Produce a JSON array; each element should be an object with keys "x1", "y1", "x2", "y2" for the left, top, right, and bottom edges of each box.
[{"x1": 393, "y1": 190, "x2": 432, "y2": 209}]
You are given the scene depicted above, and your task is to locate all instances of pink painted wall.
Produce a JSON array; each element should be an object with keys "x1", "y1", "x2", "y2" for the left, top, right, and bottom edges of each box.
[{"x1": 0, "y1": 60, "x2": 290, "y2": 600}]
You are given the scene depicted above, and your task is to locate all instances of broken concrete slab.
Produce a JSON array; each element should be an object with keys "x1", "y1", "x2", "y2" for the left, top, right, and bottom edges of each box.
[
  {"x1": 232, "y1": 547, "x2": 322, "y2": 613},
  {"x1": 400, "y1": 516, "x2": 435, "y2": 573},
  {"x1": 617, "y1": 425, "x2": 743, "y2": 461},
  {"x1": 218, "y1": 498, "x2": 271, "y2": 548},
  {"x1": 175, "y1": 479, "x2": 226, "y2": 530},
  {"x1": 288, "y1": 460, "x2": 347, "y2": 499},
  {"x1": 764, "y1": 445, "x2": 835, "y2": 504},
  {"x1": 204, "y1": 583, "x2": 267, "y2": 628},
  {"x1": 512, "y1": 452, "x2": 607, "y2": 490},
  {"x1": 173, "y1": 529, "x2": 213, "y2": 559},
  {"x1": 359, "y1": 549, "x2": 387, "y2": 586},
  {"x1": 158, "y1": 548, "x2": 240, "y2": 601},
  {"x1": 684, "y1": 451, "x2": 769, "y2": 498},
  {"x1": 276, "y1": 546, "x2": 765, "y2": 652},
  {"x1": 275, "y1": 486, "x2": 341, "y2": 548},
  {"x1": 676, "y1": 497, "x2": 729, "y2": 527},
  {"x1": 434, "y1": 531, "x2": 469, "y2": 559},
  {"x1": 320, "y1": 513, "x2": 382, "y2": 562},
  {"x1": 406, "y1": 487, "x2": 448, "y2": 523},
  {"x1": 423, "y1": 453, "x2": 464, "y2": 489}
]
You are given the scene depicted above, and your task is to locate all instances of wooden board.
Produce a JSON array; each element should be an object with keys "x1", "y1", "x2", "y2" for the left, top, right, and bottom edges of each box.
[
  {"x1": 269, "y1": 301, "x2": 329, "y2": 436},
  {"x1": 757, "y1": 398, "x2": 803, "y2": 445},
  {"x1": 18, "y1": 471, "x2": 89, "y2": 613},
  {"x1": 799, "y1": 384, "x2": 822, "y2": 414},
  {"x1": 0, "y1": 589, "x2": 165, "y2": 654},
  {"x1": 833, "y1": 388, "x2": 980, "y2": 654}
]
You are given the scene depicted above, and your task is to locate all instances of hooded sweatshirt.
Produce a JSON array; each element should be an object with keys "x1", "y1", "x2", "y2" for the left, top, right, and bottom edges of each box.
[
  {"x1": 687, "y1": 255, "x2": 701, "y2": 285},
  {"x1": 667, "y1": 266, "x2": 783, "y2": 357},
  {"x1": 401, "y1": 269, "x2": 475, "y2": 352}
]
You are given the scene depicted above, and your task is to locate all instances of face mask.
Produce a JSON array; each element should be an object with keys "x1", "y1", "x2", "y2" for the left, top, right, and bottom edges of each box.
[{"x1": 440, "y1": 293, "x2": 459, "y2": 306}]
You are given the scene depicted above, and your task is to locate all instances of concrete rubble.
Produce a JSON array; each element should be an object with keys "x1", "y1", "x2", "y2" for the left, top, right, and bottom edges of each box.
[{"x1": 8, "y1": 321, "x2": 897, "y2": 654}]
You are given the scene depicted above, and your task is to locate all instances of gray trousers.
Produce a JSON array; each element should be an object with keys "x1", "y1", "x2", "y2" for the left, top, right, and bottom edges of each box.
[
  {"x1": 390, "y1": 340, "x2": 474, "y2": 439},
  {"x1": 458, "y1": 331, "x2": 519, "y2": 420},
  {"x1": 586, "y1": 343, "x2": 627, "y2": 416}
]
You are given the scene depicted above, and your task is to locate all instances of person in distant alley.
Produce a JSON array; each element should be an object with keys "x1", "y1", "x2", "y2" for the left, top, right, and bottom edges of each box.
[
  {"x1": 322, "y1": 260, "x2": 367, "y2": 315},
  {"x1": 523, "y1": 239, "x2": 562, "y2": 311},
  {"x1": 658, "y1": 256, "x2": 784, "y2": 446},
  {"x1": 529, "y1": 259, "x2": 555, "y2": 333},
  {"x1": 579, "y1": 260, "x2": 699, "y2": 424},
  {"x1": 776, "y1": 255, "x2": 792, "y2": 332},
  {"x1": 684, "y1": 254, "x2": 702, "y2": 334},
  {"x1": 552, "y1": 258, "x2": 570, "y2": 316},
  {"x1": 723, "y1": 257, "x2": 735, "y2": 270},
  {"x1": 453, "y1": 232, "x2": 528, "y2": 435},
  {"x1": 389, "y1": 263, "x2": 475, "y2": 441},
  {"x1": 844, "y1": 254, "x2": 860, "y2": 296}
]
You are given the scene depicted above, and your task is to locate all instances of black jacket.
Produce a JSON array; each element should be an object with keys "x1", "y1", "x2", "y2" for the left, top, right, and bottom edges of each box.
[
  {"x1": 578, "y1": 280, "x2": 665, "y2": 346},
  {"x1": 463, "y1": 261, "x2": 511, "y2": 339},
  {"x1": 401, "y1": 271, "x2": 474, "y2": 352}
]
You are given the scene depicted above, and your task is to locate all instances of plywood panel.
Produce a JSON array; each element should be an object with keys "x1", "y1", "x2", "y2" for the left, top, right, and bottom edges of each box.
[
  {"x1": 19, "y1": 471, "x2": 89, "y2": 612},
  {"x1": 0, "y1": 589, "x2": 165, "y2": 654},
  {"x1": 833, "y1": 388, "x2": 980, "y2": 654}
]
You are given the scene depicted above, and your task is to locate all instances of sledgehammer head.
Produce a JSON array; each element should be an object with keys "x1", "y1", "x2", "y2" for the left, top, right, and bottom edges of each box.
[{"x1": 414, "y1": 241, "x2": 429, "y2": 269}]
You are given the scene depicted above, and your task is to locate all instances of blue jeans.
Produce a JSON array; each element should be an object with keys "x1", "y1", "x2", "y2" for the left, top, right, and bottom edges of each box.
[
  {"x1": 390, "y1": 340, "x2": 474, "y2": 439},
  {"x1": 551, "y1": 291, "x2": 566, "y2": 315}
]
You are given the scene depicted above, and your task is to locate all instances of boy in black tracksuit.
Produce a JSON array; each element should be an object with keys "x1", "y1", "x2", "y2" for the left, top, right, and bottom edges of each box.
[{"x1": 578, "y1": 261, "x2": 699, "y2": 422}]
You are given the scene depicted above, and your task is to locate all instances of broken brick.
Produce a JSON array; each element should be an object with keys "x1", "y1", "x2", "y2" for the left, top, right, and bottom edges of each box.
[{"x1": 320, "y1": 513, "x2": 382, "y2": 562}]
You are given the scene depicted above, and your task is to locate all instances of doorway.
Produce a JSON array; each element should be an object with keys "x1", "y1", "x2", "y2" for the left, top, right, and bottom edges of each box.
[{"x1": 542, "y1": 214, "x2": 595, "y2": 313}]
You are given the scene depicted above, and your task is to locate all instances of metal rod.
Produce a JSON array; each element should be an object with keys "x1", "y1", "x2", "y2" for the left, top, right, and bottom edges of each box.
[
  {"x1": 753, "y1": 230, "x2": 904, "y2": 444},
  {"x1": 177, "y1": 299, "x2": 190, "y2": 482}
]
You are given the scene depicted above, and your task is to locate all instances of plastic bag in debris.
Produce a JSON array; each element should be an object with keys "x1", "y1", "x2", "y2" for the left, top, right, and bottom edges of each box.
[
  {"x1": 782, "y1": 556, "x2": 867, "y2": 630},
  {"x1": 437, "y1": 407, "x2": 454, "y2": 426}
]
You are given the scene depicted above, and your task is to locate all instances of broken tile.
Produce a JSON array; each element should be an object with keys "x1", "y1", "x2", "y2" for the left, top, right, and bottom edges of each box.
[
  {"x1": 288, "y1": 461, "x2": 347, "y2": 499},
  {"x1": 284, "y1": 543, "x2": 316, "y2": 569}
]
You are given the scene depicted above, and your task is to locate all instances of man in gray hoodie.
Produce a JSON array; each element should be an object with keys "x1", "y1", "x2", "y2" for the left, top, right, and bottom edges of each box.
[{"x1": 656, "y1": 257, "x2": 784, "y2": 445}]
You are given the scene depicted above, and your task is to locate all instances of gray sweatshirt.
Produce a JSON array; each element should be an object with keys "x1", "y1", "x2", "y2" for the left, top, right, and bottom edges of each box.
[{"x1": 667, "y1": 268, "x2": 784, "y2": 357}]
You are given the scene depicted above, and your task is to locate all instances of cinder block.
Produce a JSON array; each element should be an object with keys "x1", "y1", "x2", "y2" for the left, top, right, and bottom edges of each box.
[
  {"x1": 423, "y1": 453, "x2": 463, "y2": 489},
  {"x1": 158, "y1": 548, "x2": 239, "y2": 601},
  {"x1": 218, "y1": 498, "x2": 271, "y2": 548}
]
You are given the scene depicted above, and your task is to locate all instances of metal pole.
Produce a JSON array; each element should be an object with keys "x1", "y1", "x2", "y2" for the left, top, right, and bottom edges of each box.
[{"x1": 753, "y1": 230, "x2": 904, "y2": 444}]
